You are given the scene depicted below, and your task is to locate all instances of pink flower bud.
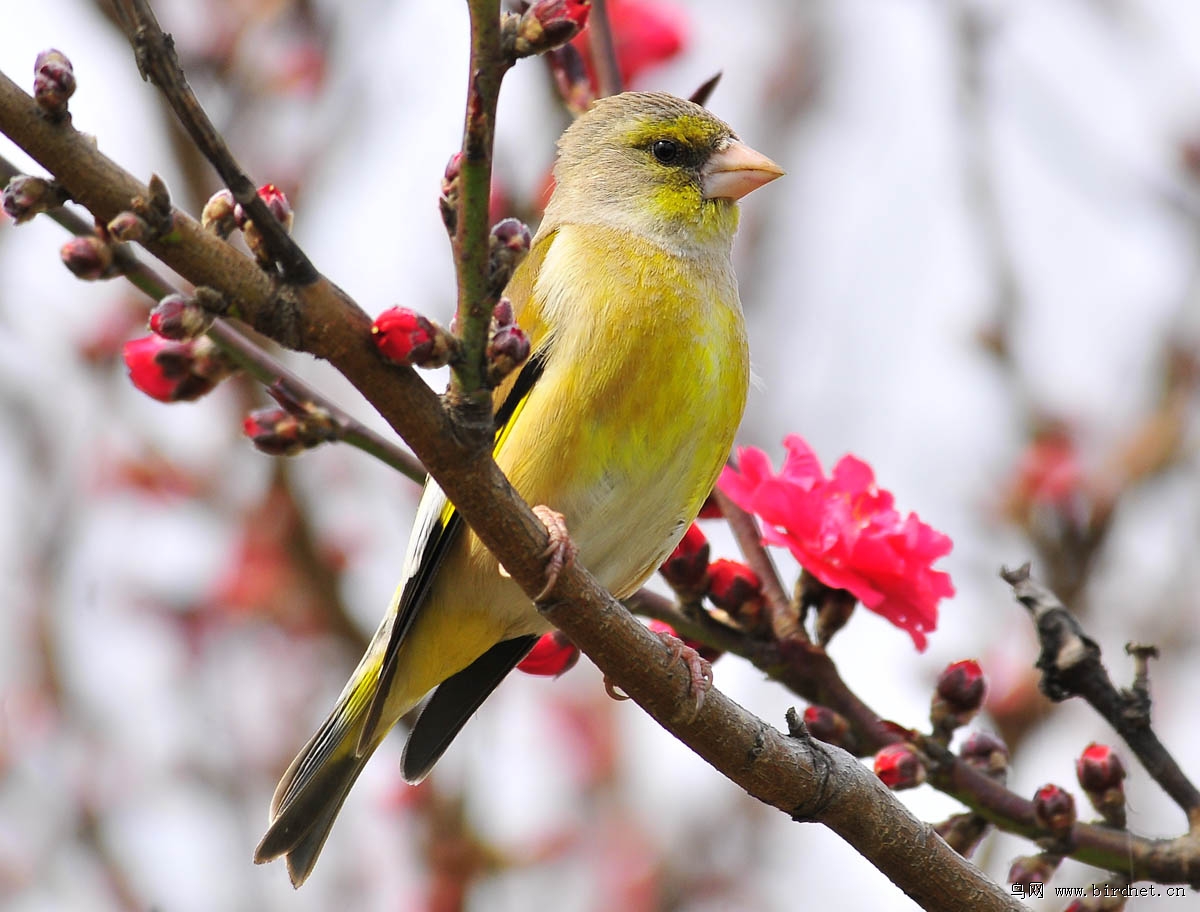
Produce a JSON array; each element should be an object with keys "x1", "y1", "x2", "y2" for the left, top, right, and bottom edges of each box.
[
  {"x1": 148, "y1": 294, "x2": 211, "y2": 341},
  {"x1": 60, "y1": 236, "x2": 114, "y2": 280},
  {"x1": 517, "y1": 630, "x2": 579, "y2": 677},
  {"x1": 3, "y1": 175, "x2": 65, "y2": 223},
  {"x1": 959, "y1": 731, "x2": 1009, "y2": 780},
  {"x1": 873, "y1": 743, "x2": 925, "y2": 790},
  {"x1": 106, "y1": 211, "x2": 150, "y2": 243},
  {"x1": 34, "y1": 49, "x2": 75, "y2": 120},
  {"x1": 201, "y1": 189, "x2": 238, "y2": 238},
  {"x1": 488, "y1": 218, "x2": 532, "y2": 294},
  {"x1": 514, "y1": 0, "x2": 592, "y2": 58},
  {"x1": 486, "y1": 323, "x2": 530, "y2": 385}
]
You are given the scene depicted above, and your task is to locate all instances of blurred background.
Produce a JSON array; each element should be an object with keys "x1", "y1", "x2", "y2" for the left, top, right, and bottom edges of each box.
[{"x1": 4, "y1": 0, "x2": 1200, "y2": 909}]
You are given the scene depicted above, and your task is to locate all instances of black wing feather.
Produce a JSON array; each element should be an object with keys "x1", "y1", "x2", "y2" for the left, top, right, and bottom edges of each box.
[{"x1": 356, "y1": 347, "x2": 551, "y2": 755}]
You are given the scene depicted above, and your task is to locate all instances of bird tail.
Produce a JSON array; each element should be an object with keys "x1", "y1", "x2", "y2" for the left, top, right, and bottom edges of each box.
[{"x1": 254, "y1": 662, "x2": 391, "y2": 887}]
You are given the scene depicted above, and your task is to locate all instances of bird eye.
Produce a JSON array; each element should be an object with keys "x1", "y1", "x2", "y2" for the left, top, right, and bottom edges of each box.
[{"x1": 651, "y1": 139, "x2": 680, "y2": 164}]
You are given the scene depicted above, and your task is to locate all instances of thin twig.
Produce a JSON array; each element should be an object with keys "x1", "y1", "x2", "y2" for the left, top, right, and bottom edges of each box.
[
  {"x1": 712, "y1": 486, "x2": 807, "y2": 644},
  {"x1": 0, "y1": 153, "x2": 424, "y2": 483},
  {"x1": 449, "y1": 0, "x2": 512, "y2": 405},
  {"x1": 587, "y1": 0, "x2": 624, "y2": 98},
  {"x1": 1002, "y1": 563, "x2": 1200, "y2": 828},
  {"x1": 113, "y1": 0, "x2": 316, "y2": 283}
]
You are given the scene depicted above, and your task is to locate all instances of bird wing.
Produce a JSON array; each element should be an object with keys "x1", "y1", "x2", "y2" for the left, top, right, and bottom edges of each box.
[{"x1": 355, "y1": 234, "x2": 557, "y2": 755}]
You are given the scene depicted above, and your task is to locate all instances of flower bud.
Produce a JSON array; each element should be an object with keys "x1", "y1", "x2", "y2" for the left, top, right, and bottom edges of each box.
[
  {"x1": 201, "y1": 189, "x2": 238, "y2": 238},
  {"x1": 1076, "y1": 743, "x2": 1126, "y2": 828},
  {"x1": 122, "y1": 335, "x2": 235, "y2": 403},
  {"x1": 802, "y1": 704, "x2": 852, "y2": 751},
  {"x1": 60, "y1": 236, "x2": 114, "y2": 280},
  {"x1": 646, "y1": 619, "x2": 721, "y2": 663},
  {"x1": 487, "y1": 218, "x2": 532, "y2": 295},
  {"x1": 372, "y1": 307, "x2": 458, "y2": 368},
  {"x1": 1032, "y1": 784, "x2": 1076, "y2": 839},
  {"x1": 959, "y1": 730, "x2": 1009, "y2": 781},
  {"x1": 813, "y1": 587, "x2": 856, "y2": 646},
  {"x1": 439, "y1": 152, "x2": 463, "y2": 235},
  {"x1": 492, "y1": 296, "x2": 514, "y2": 327},
  {"x1": 2, "y1": 175, "x2": 66, "y2": 223},
  {"x1": 486, "y1": 322, "x2": 530, "y2": 386},
  {"x1": 546, "y1": 44, "x2": 594, "y2": 115},
  {"x1": 243, "y1": 408, "x2": 305, "y2": 456},
  {"x1": 148, "y1": 294, "x2": 212, "y2": 341},
  {"x1": 242, "y1": 405, "x2": 336, "y2": 457},
  {"x1": 931, "y1": 659, "x2": 987, "y2": 734},
  {"x1": 235, "y1": 183, "x2": 294, "y2": 232},
  {"x1": 706, "y1": 559, "x2": 764, "y2": 628},
  {"x1": 873, "y1": 743, "x2": 925, "y2": 790},
  {"x1": 934, "y1": 813, "x2": 989, "y2": 857},
  {"x1": 516, "y1": 630, "x2": 579, "y2": 677},
  {"x1": 1008, "y1": 853, "x2": 1060, "y2": 891},
  {"x1": 513, "y1": 0, "x2": 591, "y2": 58},
  {"x1": 658, "y1": 524, "x2": 710, "y2": 598},
  {"x1": 33, "y1": 49, "x2": 75, "y2": 120},
  {"x1": 107, "y1": 211, "x2": 150, "y2": 243}
]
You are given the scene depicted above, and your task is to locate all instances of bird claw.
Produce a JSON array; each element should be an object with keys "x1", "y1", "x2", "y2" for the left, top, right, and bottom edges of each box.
[
  {"x1": 603, "y1": 676, "x2": 630, "y2": 701},
  {"x1": 532, "y1": 505, "x2": 576, "y2": 601},
  {"x1": 655, "y1": 631, "x2": 713, "y2": 718}
]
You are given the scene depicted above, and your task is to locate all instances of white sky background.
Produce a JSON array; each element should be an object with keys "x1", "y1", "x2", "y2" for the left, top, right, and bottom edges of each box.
[{"x1": 3, "y1": 0, "x2": 1200, "y2": 910}]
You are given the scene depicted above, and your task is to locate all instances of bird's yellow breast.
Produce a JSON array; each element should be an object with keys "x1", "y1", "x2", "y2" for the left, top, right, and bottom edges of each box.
[{"x1": 496, "y1": 223, "x2": 750, "y2": 594}]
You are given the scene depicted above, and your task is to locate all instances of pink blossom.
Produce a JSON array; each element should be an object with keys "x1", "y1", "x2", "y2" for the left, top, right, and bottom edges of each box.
[{"x1": 719, "y1": 435, "x2": 954, "y2": 650}]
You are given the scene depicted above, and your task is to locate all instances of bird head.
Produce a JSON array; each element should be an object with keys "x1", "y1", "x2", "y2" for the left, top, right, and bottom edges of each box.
[{"x1": 543, "y1": 92, "x2": 783, "y2": 256}]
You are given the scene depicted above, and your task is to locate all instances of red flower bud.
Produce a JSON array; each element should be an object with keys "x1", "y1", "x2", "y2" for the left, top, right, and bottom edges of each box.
[
  {"x1": 234, "y1": 183, "x2": 294, "y2": 232},
  {"x1": 486, "y1": 324, "x2": 530, "y2": 386},
  {"x1": 517, "y1": 630, "x2": 579, "y2": 677},
  {"x1": 706, "y1": 559, "x2": 763, "y2": 626},
  {"x1": 1076, "y1": 743, "x2": 1125, "y2": 793},
  {"x1": 658, "y1": 523, "x2": 710, "y2": 597},
  {"x1": 959, "y1": 731, "x2": 1009, "y2": 780},
  {"x1": 1076, "y1": 742, "x2": 1127, "y2": 828},
  {"x1": 1032, "y1": 784, "x2": 1076, "y2": 838},
  {"x1": 873, "y1": 743, "x2": 925, "y2": 790},
  {"x1": 149, "y1": 294, "x2": 212, "y2": 341},
  {"x1": 34, "y1": 49, "x2": 75, "y2": 120},
  {"x1": 60, "y1": 236, "x2": 114, "y2": 280},
  {"x1": 122, "y1": 335, "x2": 234, "y2": 403},
  {"x1": 646, "y1": 619, "x2": 721, "y2": 663},
  {"x1": 371, "y1": 307, "x2": 456, "y2": 368},
  {"x1": 931, "y1": 659, "x2": 987, "y2": 734},
  {"x1": 243, "y1": 408, "x2": 304, "y2": 456},
  {"x1": 802, "y1": 704, "x2": 852, "y2": 750}
]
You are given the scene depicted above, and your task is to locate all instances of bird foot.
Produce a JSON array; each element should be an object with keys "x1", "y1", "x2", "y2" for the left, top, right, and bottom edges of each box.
[
  {"x1": 532, "y1": 505, "x2": 576, "y2": 601},
  {"x1": 655, "y1": 631, "x2": 713, "y2": 718}
]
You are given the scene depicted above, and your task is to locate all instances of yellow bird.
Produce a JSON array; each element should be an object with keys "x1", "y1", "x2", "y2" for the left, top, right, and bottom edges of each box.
[{"x1": 255, "y1": 91, "x2": 782, "y2": 885}]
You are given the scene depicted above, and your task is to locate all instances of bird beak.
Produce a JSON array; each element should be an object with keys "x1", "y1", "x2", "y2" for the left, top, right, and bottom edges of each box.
[{"x1": 701, "y1": 140, "x2": 785, "y2": 201}]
